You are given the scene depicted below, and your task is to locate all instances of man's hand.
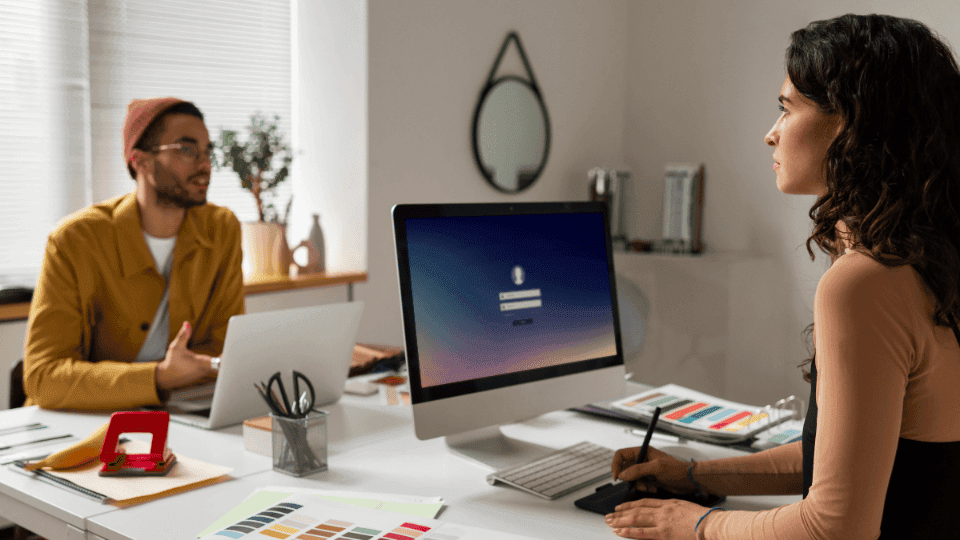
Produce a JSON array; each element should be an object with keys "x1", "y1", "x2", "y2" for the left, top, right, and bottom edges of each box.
[{"x1": 155, "y1": 321, "x2": 217, "y2": 391}]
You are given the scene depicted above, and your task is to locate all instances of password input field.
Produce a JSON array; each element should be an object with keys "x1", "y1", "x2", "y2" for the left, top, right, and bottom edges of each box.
[{"x1": 500, "y1": 298, "x2": 542, "y2": 311}]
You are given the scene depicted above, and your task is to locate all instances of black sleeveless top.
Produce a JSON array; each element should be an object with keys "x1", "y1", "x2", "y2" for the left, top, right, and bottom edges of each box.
[{"x1": 802, "y1": 360, "x2": 960, "y2": 538}]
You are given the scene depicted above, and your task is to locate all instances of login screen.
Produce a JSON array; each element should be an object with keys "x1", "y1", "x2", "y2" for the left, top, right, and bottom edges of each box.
[{"x1": 404, "y1": 212, "x2": 617, "y2": 388}]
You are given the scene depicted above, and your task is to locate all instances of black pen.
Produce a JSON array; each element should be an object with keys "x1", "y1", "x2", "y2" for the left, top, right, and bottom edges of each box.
[
  {"x1": 254, "y1": 383, "x2": 284, "y2": 416},
  {"x1": 631, "y1": 406, "x2": 662, "y2": 492},
  {"x1": 0, "y1": 433, "x2": 73, "y2": 452},
  {"x1": 0, "y1": 423, "x2": 46, "y2": 437}
]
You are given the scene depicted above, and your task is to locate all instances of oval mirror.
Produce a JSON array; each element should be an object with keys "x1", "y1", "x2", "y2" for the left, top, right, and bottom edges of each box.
[
  {"x1": 473, "y1": 77, "x2": 550, "y2": 193},
  {"x1": 471, "y1": 33, "x2": 551, "y2": 194}
]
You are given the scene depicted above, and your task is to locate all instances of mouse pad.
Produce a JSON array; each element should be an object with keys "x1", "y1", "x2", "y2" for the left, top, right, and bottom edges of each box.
[{"x1": 574, "y1": 481, "x2": 725, "y2": 515}]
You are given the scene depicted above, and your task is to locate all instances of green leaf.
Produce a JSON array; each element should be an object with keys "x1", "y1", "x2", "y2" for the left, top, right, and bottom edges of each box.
[{"x1": 216, "y1": 112, "x2": 294, "y2": 221}]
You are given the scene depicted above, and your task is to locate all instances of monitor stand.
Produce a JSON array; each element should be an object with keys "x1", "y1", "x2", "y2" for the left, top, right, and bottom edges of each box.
[{"x1": 444, "y1": 426, "x2": 553, "y2": 471}]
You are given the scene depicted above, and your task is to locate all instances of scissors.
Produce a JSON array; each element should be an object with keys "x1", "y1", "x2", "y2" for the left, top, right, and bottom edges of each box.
[{"x1": 263, "y1": 370, "x2": 316, "y2": 418}]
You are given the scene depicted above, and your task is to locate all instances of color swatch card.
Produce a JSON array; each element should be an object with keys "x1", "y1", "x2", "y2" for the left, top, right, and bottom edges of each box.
[
  {"x1": 197, "y1": 487, "x2": 445, "y2": 537},
  {"x1": 749, "y1": 419, "x2": 805, "y2": 451},
  {"x1": 199, "y1": 493, "x2": 540, "y2": 540},
  {"x1": 611, "y1": 384, "x2": 798, "y2": 443}
]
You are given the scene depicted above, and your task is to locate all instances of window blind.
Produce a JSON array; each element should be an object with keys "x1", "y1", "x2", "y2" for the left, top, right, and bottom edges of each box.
[
  {"x1": 0, "y1": 0, "x2": 91, "y2": 284},
  {"x1": 0, "y1": 0, "x2": 292, "y2": 284},
  {"x1": 89, "y1": 0, "x2": 293, "y2": 222}
]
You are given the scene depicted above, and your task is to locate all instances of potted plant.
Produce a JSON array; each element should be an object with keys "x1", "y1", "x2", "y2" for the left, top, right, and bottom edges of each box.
[{"x1": 216, "y1": 113, "x2": 295, "y2": 279}]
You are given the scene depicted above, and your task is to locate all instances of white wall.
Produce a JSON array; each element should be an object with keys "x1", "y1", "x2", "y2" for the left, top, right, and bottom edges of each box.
[
  {"x1": 361, "y1": 0, "x2": 631, "y2": 347},
  {"x1": 291, "y1": 0, "x2": 367, "y2": 273},
  {"x1": 354, "y1": 0, "x2": 960, "y2": 407},
  {"x1": 620, "y1": 0, "x2": 960, "y2": 404},
  {"x1": 623, "y1": 1, "x2": 823, "y2": 405},
  {"x1": 6, "y1": 0, "x2": 959, "y2": 412}
]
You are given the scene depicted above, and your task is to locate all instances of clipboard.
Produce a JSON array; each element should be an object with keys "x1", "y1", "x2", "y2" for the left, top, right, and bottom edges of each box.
[{"x1": 574, "y1": 481, "x2": 724, "y2": 515}]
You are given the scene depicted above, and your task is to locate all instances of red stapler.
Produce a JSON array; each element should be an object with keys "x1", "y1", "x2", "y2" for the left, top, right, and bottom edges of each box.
[{"x1": 99, "y1": 411, "x2": 177, "y2": 476}]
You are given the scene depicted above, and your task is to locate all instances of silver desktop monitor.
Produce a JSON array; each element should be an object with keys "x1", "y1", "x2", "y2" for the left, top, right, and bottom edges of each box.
[{"x1": 392, "y1": 201, "x2": 626, "y2": 469}]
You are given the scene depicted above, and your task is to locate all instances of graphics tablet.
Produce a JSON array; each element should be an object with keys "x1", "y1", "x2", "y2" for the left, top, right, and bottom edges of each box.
[{"x1": 574, "y1": 481, "x2": 724, "y2": 515}]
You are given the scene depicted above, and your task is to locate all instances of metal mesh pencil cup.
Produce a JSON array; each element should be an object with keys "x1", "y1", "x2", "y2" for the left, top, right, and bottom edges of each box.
[{"x1": 270, "y1": 410, "x2": 328, "y2": 476}]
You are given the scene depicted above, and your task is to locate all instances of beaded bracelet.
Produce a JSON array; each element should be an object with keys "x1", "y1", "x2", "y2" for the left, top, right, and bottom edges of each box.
[{"x1": 694, "y1": 507, "x2": 725, "y2": 534}]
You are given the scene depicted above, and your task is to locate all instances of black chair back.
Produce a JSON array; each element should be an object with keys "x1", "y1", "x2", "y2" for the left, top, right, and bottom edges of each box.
[{"x1": 10, "y1": 359, "x2": 25, "y2": 409}]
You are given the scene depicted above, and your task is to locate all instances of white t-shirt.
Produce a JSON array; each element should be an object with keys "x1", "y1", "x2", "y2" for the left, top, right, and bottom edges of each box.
[{"x1": 134, "y1": 232, "x2": 176, "y2": 362}]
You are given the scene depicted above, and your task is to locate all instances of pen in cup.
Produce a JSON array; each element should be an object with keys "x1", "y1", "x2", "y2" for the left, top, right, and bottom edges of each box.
[
  {"x1": 254, "y1": 383, "x2": 284, "y2": 416},
  {"x1": 631, "y1": 406, "x2": 661, "y2": 492}
]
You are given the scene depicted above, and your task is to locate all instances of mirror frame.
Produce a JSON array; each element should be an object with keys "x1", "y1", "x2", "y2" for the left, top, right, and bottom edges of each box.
[{"x1": 471, "y1": 32, "x2": 551, "y2": 194}]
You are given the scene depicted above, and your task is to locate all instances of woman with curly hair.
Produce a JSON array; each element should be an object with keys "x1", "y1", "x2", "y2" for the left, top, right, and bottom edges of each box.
[{"x1": 605, "y1": 14, "x2": 960, "y2": 540}]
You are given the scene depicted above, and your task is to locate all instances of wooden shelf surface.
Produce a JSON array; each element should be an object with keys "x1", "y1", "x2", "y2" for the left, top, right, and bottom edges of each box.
[
  {"x1": 0, "y1": 302, "x2": 30, "y2": 323},
  {"x1": 243, "y1": 270, "x2": 367, "y2": 295},
  {"x1": 0, "y1": 270, "x2": 367, "y2": 323}
]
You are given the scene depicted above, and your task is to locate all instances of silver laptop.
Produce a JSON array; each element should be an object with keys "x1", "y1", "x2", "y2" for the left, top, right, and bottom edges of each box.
[{"x1": 165, "y1": 301, "x2": 364, "y2": 429}]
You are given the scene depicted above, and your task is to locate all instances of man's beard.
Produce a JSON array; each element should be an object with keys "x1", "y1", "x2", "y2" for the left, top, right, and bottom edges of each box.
[{"x1": 154, "y1": 164, "x2": 207, "y2": 209}]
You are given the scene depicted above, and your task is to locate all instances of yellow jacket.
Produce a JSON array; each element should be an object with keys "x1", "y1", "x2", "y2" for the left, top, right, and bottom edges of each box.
[{"x1": 23, "y1": 192, "x2": 245, "y2": 410}]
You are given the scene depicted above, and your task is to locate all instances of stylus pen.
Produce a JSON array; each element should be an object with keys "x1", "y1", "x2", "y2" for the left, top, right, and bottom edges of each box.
[{"x1": 631, "y1": 406, "x2": 662, "y2": 491}]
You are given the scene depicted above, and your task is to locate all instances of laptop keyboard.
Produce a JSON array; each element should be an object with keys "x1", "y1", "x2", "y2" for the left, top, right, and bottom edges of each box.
[{"x1": 486, "y1": 441, "x2": 615, "y2": 500}]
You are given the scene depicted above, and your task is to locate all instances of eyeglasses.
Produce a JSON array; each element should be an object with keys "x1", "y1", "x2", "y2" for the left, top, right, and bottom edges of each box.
[{"x1": 150, "y1": 142, "x2": 214, "y2": 163}]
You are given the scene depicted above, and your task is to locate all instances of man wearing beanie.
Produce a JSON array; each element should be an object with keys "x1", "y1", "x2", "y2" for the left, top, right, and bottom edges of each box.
[{"x1": 21, "y1": 97, "x2": 245, "y2": 410}]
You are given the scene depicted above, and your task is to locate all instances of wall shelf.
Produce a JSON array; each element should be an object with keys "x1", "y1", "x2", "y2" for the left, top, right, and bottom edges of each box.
[
  {"x1": 0, "y1": 303, "x2": 29, "y2": 323},
  {"x1": 243, "y1": 270, "x2": 367, "y2": 296}
]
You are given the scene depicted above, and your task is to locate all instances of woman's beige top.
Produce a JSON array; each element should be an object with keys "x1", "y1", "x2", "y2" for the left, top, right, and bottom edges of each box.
[{"x1": 696, "y1": 250, "x2": 960, "y2": 539}]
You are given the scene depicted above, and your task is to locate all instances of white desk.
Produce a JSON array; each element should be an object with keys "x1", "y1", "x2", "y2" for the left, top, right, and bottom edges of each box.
[
  {"x1": 0, "y1": 405, "x2": 275, "y2": 539},
  {"x1": 1, "y1": 396, "x2": 800, "y2": 540}
]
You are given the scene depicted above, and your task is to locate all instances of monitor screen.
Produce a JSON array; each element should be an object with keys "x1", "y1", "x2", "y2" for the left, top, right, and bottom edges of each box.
[{"x1": 393, "y1": 202, "x2": 624, "y2": 415}]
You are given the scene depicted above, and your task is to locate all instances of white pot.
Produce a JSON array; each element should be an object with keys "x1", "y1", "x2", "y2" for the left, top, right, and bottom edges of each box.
[{"x1": 241, "y1": 222, "x2": 291, "y2": 280}]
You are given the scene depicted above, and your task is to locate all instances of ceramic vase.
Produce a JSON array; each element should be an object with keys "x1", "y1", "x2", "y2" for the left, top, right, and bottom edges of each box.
[
  {"x1": 241, "y1": 221, "x2": 292, "y2": 280},
  {"x1": 308, "y1": 213, "x2": 326, "y2": 273}
]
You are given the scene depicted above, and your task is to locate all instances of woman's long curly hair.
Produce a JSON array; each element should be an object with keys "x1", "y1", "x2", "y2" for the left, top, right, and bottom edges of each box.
[{"x1": 787, "y1": 14, "x2": 960, "y2": 380}]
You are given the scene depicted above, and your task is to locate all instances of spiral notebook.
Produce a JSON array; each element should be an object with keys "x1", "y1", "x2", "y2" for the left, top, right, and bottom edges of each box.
[
  {"x1": 11, "y1": 459, "x2": 108, "y2": 501},
  {"x1": 610, "y1": 384, "x2": 803, "y2": 444}
]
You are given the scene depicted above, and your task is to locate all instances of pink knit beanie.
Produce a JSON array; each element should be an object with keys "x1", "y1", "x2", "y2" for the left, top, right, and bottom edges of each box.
[{"x1": 122, "y1": 97, "x2": 186, "y2": 166}]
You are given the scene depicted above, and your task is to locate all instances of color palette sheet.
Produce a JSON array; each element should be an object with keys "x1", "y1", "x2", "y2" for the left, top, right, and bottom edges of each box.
[
  {"x1": 198, "y1": 488, "x2": 444, "y2": 538},
  {"x1": 198, "y1": 493, "x2": 539, "y2": 540},
  {"x1": 611, "y1": 384, "x2": 795, "y2": 443}
]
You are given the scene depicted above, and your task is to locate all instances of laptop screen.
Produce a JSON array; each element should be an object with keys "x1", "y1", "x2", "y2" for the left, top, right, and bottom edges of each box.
[{"x1": 394, "y1": 202, "x2": 623, "y2": 403}]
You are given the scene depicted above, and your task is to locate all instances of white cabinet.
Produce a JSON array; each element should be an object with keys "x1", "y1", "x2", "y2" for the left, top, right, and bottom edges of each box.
[{"x1": 614, "y1": 251, "x2": 795, "y2": 406}]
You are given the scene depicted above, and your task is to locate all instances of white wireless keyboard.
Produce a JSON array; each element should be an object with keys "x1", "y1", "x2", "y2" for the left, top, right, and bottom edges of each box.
[{"x1": 486, "y1": 441, "x2": 614, "y2": 500}]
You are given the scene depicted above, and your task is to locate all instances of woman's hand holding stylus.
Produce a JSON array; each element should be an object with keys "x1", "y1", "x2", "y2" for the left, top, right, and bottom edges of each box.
[
  {"x1": 611, "y1": 446, "x2": 699, "y2": 495},
  {"x1": 608, "y1": 443, "x2": 715, "y2": 540}
]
